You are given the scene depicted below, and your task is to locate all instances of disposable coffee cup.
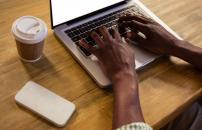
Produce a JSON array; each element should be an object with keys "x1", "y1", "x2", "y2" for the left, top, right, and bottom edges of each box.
[{"x1": 12, "y1": 16, "x2": 47, "y2": 62}]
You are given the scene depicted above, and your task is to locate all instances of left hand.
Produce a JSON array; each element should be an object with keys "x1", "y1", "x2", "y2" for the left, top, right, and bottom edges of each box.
[
  {"x1": 79, "y1": 26, "x2": 135, "y2": 82},
  {"x1": 79, "y1": 27, "x2": 144, "y2": 129}
]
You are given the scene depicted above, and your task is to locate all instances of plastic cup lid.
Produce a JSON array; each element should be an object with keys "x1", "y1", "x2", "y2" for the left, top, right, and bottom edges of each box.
[{"x1": 12, "y1": 16, "x2": 47, "y2": 44}]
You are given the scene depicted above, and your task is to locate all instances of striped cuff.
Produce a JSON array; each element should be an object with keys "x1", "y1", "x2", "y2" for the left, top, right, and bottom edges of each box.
[{"x1": 116, "y1": 122, "x2": 153, "y2": 130}]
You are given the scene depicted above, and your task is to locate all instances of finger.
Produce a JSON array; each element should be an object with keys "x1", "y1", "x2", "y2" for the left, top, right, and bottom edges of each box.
[
  {"x1": 79, "y1": 39, "x2": 96, "y2": 53},
  {"x1": 127, "y1": 31, "x2": 147, "y2": 39},
  {"x1": 99, "y1": 26, "x2": 112, "y2": 42},
  {"x1": 121, "y1": 21, "x2": 149, "y2": 35},
  {"x1": 118, "y1": 23, "x2": 127, "y2": 34},
  {"x1": 110, "y1": 28, "x2": 122, "y2": 41},
  {"x1": 90, "y1": 31, "x2": 105, "y2": 48},
  {"x1": 121, "y1": 37, "x2": 128, "y2": 44},
  {"x1": 126, "y1": 32, "x2": 137, "y2": 40},
  {"x1": 119, "y1": 22, "x2": 139, "y2": 32},
  {"x1": 126, "y1": 32, "x2": 146, "y2": 44},
  {"x1": 118, "y1": 15, "x2": 152, "y2": 24}
]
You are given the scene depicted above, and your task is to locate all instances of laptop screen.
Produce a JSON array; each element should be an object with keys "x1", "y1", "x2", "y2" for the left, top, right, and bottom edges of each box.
[{"x1": 51, "y1": 0, "x2": 125, "y2": 27}]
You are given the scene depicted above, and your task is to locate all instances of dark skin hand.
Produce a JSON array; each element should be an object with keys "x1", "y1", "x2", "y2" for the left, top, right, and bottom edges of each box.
[
  {"x1": 80, "y1": 27, "x2": 135, "y2": 80},
  {"x1": 119, "y1": 15, "x2": 202, "y2": 70},
  {"x1": 79, "y1": 27, "x2": 145, "y2": 129},
  {"x1": 79, "y1": 14, "x2": 202, "y2": 129},
  {"x1": 118, "y1": 15, "x2": 179, "y2": 55}
]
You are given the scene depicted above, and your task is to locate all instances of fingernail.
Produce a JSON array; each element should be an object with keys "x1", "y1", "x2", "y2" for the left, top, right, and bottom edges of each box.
[
  {"x1": 79, "y1": 39, "x2": 84, "y2": 44},
  {"x1": 126, "y1": 32, "x2": 134, "y2": 39}
]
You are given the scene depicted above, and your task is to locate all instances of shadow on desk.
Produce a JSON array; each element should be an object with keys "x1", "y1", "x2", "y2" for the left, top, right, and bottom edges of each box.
[
  {"x1": 138, "y1": 56, "x2": 202, "y2": 84},
  {"x1": 21, "y1": 54, "x2": 57, "y2": 79}
]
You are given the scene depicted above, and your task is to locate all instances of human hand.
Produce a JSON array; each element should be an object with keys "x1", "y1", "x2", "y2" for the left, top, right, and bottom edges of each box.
[
  {"x1": 118, "y1": 15, "x2": 180, "y2": 55},
  {"x1": 79, "y1": 26, "x2": 135, "y2": 81}
]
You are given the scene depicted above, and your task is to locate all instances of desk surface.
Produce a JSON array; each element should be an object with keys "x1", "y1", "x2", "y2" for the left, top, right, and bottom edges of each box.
[{"x1": 0, "y1": 0, "x2": 202, "y2": 130}]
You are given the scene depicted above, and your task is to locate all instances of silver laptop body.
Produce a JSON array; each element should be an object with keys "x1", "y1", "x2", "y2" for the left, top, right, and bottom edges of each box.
[{"x1": 50, "y1": 0, "x2": 182, "y2": 87}]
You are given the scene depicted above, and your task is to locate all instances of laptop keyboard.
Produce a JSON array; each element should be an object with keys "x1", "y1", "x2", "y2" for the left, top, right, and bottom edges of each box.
[{"x1": 65, "y1": 5, "x2": 145, "y2": 56}]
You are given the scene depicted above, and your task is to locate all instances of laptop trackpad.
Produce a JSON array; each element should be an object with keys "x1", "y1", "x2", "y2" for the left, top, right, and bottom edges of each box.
[
  {"x1": 90, "y1": 43, "x2": 158, "y2": 69},
  {"x1": 129, "y1": 44, "x2": 159, "y2": 69}
]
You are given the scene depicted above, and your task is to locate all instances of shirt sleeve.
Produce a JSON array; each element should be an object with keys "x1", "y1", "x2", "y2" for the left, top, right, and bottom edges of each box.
[{"x1": 116, "y1": 122, "x2": 153, "y2": 130}]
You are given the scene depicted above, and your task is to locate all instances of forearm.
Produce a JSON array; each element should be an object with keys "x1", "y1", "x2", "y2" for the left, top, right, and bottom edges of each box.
[
  {"x1": 112, "y1": 71, "x2": 144, "y2": 129},
  {"x1": 171, "y1": 40, "x2": 202, "y2": 70}
]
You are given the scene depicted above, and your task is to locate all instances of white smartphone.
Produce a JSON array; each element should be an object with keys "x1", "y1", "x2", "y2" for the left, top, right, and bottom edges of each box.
[{"x1": 15, "y1": 81, "x2": 76, "y2": 127}]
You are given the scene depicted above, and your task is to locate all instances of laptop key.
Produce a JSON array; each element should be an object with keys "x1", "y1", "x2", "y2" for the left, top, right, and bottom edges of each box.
[
  {"x1": 70, "y1": 27, "x2": 77, "y2": 32},
  {"x1": 84, "y1": 25, "x2": 92, "y2": 32},
  {"x1": 91, "y1": 23, "x2": 97, "y2": 28},
  {"x1": 85, "y1": 36, "x2": 94, "y2": 43},
  {"x1": 80, "y1": 33, "x2": 88, "y2": 38},
  {"x1": 94, "y1": 21, "x2": 101, "y2": 27},
  {"x1": 73, "y1": 30, "x2": 81, "y2": 36},
  {"x1": 79, "y1": 46, "x2": 91, "y2": 56},
  {"x1": 80, "y1": 27, "x2": 87, "y2": 33},
  {"x1": 88, "y1": 41, "x2": 96, "y2": 46},
  {"x1": 75, "y1": 42, "x2": 91, "y2": 56},
  {"x1": 66, "y1": 32, "x2": 75, "y2": 38},
  {"x1": 71, "y1": 36, "x2": 81, "y2": 42}
]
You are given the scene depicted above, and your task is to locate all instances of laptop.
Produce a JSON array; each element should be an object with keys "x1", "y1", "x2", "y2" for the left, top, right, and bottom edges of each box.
[{"x1": 50, "y1": 0, "x2": 182, "y2": 87}]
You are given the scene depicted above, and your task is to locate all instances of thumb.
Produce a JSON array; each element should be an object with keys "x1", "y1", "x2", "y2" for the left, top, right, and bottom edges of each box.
[{"x1": 126, "y1": 32, "x2": 146, "y2": 44}]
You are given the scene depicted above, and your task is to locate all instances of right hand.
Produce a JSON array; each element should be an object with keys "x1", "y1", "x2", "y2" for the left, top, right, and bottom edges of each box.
[{"x1": 118, "y1": 15, "x2": 180, "y2": 55}]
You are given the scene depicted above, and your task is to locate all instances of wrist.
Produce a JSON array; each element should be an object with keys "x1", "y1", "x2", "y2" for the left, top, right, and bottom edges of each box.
[
  {"x1": 112, "y1": 70, "x2": 144, "y2": 128},
  {"x1": 112, "y1": 69, "x2": 138, "y2": 93},
  {"x1": 111, "y1": 69, "x2": 136, "y2": 85},
  {"x1": 112, "y1": 70, "x2": 137, "y2": 88},
  {"x1": 170, "y1": 40, "x2": 189, "y2": 58},
  {"x1": 167, "y1": 39, "x2": 182, "y2": 56}
]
